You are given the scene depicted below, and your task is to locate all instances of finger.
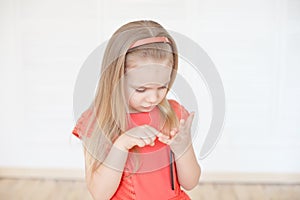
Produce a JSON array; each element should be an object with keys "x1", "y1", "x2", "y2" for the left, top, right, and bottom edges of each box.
[
  {"x1": 150, "y1": 141, "x2": 155, "y2": 146},
  {"x1": 179, "y1": 119, "x2": 185, "y2": 132},
  {"x1": 135, "y1": 139, "x2": 146, "y2": 147},
  {"x1": 143, "y1": 125, "x2": 160, "y2": 137},
  {"x1": 143, "y1": 125, "x2": 169, "y2": 142},
  {"x1": 158, "y1": 136, "x2": 171, "y2": 144},
  {"x1": 179, "y1": 112, "x2": 195, "y2": 129},
  {"x1": 140, "y1": 136, "x2": 155, "y2": 147},
  {"x1": 185, "y1": 112, "x2": 195, "y2": 129},
  {"x1": 140, "y1": 136, "x2": 152, "y2": 145},
  {"x1": 157, "y1": 132, "x2": 169, "y2": 140},
  {"x1": 139, "y1": 130, "x2": 156, "y2": 146},
  {"x1": 180, "y1": 119, "x2": 185, "y2": 126},
  {"x1": 170, "y1": 129, "x2": 177, "y2": 138},
  {"x1": 138, "y1": 126, "x2": 156, "y2": 141}
]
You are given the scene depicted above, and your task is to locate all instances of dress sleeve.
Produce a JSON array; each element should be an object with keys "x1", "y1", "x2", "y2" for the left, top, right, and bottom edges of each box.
[
  {"x1": 72, "y1": 108, "x2": 94, "y2": 139},
  {"x1": 168, "y1": 99, "x2": 190, "y2": 121}
]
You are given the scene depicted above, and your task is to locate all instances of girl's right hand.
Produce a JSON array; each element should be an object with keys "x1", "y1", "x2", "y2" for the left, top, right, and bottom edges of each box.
[{"x1": 114, "y1": 125, "x2": 168, "y2": 151}]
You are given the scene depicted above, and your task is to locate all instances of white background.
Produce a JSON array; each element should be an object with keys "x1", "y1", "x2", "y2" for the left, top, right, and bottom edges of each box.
[{"x1": 0, "y1": 0, "x2": 299, "y2": 175}]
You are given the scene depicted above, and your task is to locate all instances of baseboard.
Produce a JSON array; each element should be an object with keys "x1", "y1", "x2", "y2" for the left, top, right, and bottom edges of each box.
[
  {"x1": 0, "y1": 167, "x2": 299, "y2": 184},
  {"x1": 200, "y1": 172, "x2": 300, "y2": 184},
  {"x1": 0, "y1": 167, "x2": 85, "y2": 180}
]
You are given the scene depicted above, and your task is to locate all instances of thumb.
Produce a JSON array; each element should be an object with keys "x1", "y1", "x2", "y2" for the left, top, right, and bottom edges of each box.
[{"x1": 185, "y1": 112, "x2": 195, "y2": 128}]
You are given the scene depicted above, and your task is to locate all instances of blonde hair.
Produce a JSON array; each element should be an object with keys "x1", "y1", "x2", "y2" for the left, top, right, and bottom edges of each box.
[{"x1": 83, "y1": 20, "x2": 179, "y2": 175}]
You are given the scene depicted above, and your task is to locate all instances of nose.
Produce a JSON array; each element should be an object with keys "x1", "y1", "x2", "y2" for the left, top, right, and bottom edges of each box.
[{"x1": 146, "y1": 90, "x2": 159, "y2": 104}]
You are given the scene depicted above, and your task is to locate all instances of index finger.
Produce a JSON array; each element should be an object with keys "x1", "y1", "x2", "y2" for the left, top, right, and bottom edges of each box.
[
  {"x1": 143, "y1": 125, "x2": 170, "y2": 140},
  {"x1": 142, "y1": 125, "x2": 161, "y2": 137}
]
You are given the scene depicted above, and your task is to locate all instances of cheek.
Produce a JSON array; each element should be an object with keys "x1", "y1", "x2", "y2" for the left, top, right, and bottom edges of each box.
[
  {"x1": 128, "y1": 93, "x2": 143, "y2": 105},
  {"x1": 159, "y1": 89, "x2": 168, "y2": 98}
]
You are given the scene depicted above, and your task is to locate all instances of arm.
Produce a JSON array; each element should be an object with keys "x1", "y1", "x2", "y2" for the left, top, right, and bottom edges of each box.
[
  {"x1": 84, "y1": 144, "x2": 128, "y2": 200},
  {"x1": 174, "y1": 143, "x2": 201, "y2": 190},
  {"x1": 84, "y1": 125, "x2": 161, "y2": 200},
  {"x1": 159, "y1": 112, "x2": 201, "y2": 190}
]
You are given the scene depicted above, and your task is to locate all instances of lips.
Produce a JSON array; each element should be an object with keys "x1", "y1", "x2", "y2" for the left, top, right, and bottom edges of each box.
[{"x1": 142, "y1": 105, "x2": 154, "y2": 110}]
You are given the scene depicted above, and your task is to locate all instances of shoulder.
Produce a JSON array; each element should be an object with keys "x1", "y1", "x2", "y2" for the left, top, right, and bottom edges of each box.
[
  {"x1": 167, "y1": 99, "x2": 190, "y2": 120},
  {"x1": 72, "y1": 108, "x2": 94, "y2": 139}
]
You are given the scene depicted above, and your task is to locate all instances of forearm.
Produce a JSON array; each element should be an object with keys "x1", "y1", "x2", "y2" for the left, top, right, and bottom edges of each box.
[
  {"x1": 174, "y1": 145, "x2": 201, "y2": 190},
  {"x1": 85, "y1": 145, "x2": 128, "y2": 200},
  {"x1": 85, "y1": 125, "x2": 158, "y2": 199}
]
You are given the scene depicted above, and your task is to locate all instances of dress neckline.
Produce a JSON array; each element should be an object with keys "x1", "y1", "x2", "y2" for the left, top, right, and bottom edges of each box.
[{"x1": 128, "y1": 106, "x2": 158, "y2": 115}]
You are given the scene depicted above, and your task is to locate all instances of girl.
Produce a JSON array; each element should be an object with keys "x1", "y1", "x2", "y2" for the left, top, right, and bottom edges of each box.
[{"x1": 72, "y1": 20, "x2": 201, "y2": 200}]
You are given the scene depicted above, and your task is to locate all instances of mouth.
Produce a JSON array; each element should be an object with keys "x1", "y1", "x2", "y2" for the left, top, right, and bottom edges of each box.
[{"x1": 142, "y1": 105, "x2": 155, "y2": 110}]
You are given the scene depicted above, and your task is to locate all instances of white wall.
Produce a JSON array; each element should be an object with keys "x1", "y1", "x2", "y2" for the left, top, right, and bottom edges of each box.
[{"x1": 0, "y1": 0, "x2": 299, "y2": 175}]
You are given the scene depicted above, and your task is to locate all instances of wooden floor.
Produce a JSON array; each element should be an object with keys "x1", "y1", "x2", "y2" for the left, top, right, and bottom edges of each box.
[{"x1": 0, "y1": 178, "x2": 299, "y2": 200}]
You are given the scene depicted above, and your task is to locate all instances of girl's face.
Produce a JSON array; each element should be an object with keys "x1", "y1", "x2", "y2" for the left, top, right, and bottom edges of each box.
[{"x1": 124, "y1": 58, "x2": 173, "y2": 113}]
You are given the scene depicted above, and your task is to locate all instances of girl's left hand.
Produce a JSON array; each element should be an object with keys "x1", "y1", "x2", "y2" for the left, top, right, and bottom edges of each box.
[{"x1": 158, "y1": 112, "x2": 195, "y2": 157}]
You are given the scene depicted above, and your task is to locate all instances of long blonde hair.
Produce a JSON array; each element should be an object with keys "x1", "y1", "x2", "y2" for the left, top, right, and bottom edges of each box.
[{"x1": 83, "y1": 20, "x2": 179, "y2": 174}]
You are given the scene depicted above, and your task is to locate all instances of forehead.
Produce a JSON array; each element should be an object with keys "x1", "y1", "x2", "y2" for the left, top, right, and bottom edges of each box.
[{"x1": 125, "y1": 60, "x2": 173, "y2": 86}]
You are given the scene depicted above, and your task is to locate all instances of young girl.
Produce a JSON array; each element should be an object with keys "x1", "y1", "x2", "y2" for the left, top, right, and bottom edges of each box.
[{"x1": 72, "y1": 20, "x2": 201, "y2": 200}]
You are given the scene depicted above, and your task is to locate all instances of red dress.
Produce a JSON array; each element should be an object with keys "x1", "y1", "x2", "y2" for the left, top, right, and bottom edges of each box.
[{"x1": 72, "y1": 100, "x2": 190, "y2": 200}]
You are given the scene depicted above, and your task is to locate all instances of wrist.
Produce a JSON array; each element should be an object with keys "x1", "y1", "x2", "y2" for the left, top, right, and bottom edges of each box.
[
  {"x1": 170, "y1": 140, "x2": 192, "y2": 159},
  {"x1": 113, "y1": 135, "x2": 129, "y2": 152},
  {"x1": 103, "y1": 143, "x2": 129, "y2": 172}
]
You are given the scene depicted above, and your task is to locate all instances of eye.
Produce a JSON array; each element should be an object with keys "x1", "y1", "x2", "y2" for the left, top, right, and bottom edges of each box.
[
  {"x1": 159, "y1": 86, "x2": 167, "y2": 90},
  {"x1": 135, "y1": 88, "x2": 146, "y2": 93}
]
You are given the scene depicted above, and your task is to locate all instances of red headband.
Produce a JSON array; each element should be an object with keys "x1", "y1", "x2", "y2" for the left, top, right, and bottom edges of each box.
[{"x1": 129, "y1": 36, "x2": 171, "y2": 49}]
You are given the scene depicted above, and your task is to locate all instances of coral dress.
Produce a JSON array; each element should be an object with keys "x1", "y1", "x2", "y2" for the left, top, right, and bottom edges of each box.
[{"x1": 72, "y1": 100, "x2": 190, "y2": 200}]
